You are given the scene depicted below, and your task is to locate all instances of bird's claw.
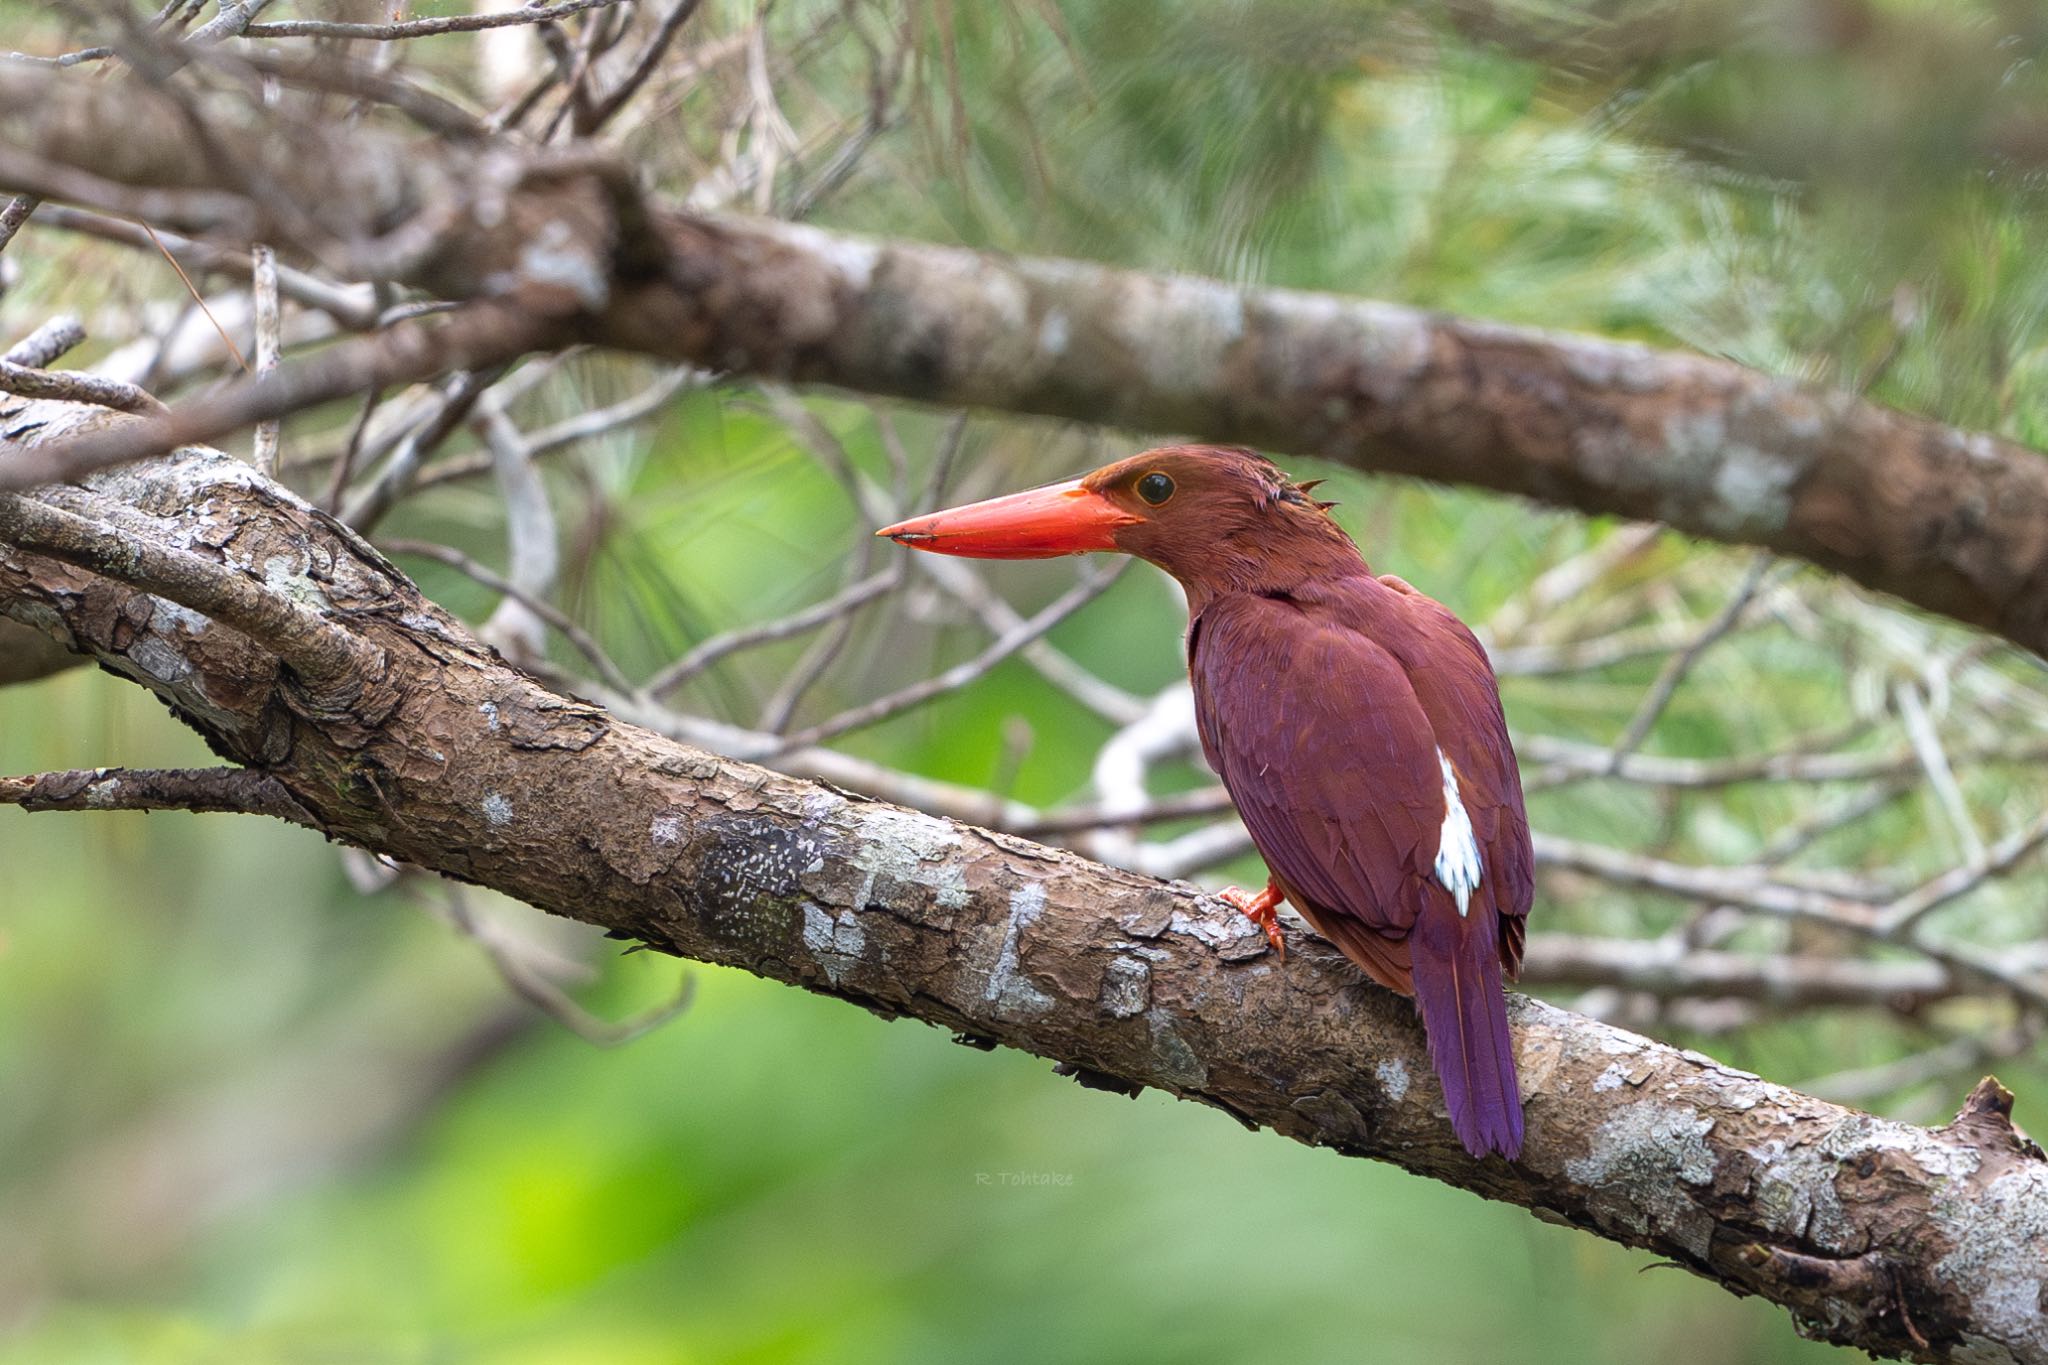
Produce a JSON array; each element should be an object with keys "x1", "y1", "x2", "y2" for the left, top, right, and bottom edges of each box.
[{"x1": 1219, "y1": 883, "x2": 1287, "y2": 960}]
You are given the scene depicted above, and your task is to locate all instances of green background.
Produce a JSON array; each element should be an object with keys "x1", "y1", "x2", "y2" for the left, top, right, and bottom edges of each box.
[{"x1": 7, "y1": 1, "x2": 2048, "y2": 1361}]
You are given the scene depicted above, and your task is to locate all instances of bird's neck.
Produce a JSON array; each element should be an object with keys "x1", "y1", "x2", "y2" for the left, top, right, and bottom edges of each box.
[{"x1": 1174, "y1": 530, "x2": 1375, "y2": 617}]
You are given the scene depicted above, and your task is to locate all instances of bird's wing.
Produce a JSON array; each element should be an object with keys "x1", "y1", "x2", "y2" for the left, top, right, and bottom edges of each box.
[
  {"x1": 1189, "y1": 591, "x2": 1450, "y2": 952},
  {"x1": 1371, "y1": 574, "x2": 1535, "y2": 967}
]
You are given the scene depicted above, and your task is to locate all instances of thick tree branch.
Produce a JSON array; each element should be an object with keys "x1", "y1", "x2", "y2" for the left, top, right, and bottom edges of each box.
[
  {"x1": 597, "y1": 213, "x2": 2048, "y2": 662},
  {"x1": 1, "y1": 434, "x2": 2041, "y2": 1364}
]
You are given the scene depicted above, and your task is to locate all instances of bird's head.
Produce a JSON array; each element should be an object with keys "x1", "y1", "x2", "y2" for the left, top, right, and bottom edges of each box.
[{"x1": 876, "y1": 445, "x2": 1359, "y2": 593}]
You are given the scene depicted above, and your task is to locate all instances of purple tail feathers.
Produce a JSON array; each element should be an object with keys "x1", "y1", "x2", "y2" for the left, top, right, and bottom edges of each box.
[{"x1": 1411, "y1": 912, "x2": 1523, "y2": 1159}]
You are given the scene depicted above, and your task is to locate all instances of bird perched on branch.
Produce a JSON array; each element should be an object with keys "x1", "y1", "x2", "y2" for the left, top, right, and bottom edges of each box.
[{"x1": 878, "y1": 446, "x2": 1532, "y2": 1158}]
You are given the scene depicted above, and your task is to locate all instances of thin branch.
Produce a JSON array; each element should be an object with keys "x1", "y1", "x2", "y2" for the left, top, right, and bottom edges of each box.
[
  {"x1": 769, "y1": 559, "x2": 1130, "y2": 755},
  {"x1": 0, "y1": 766, "x2": 316, "y2": 823},
  {"x1": 0, "y1": 193, "x2": 37, "y2": 254},
  {"x1": 644, "y1": 568, "x2": 901, "y2": 698},
  {"x1": 381, "y1": 538, "x2": 633, "y2": 695},
  {"x1": 580, "y1": 0, "x2": 705, "y2": 133},
  {"x1": 226, "y1": 49, "x2": 491, "y2": 139},
  {"x1": 0, "y1": 359, "x2": 167, "y2": 415},
  {"x1": 1, "y1": 48, "x2": 114, "y2": 69},
  {"x1": 243, "y1": 0, "x2": 633, "y2": 41},
  {"x1": 431, "y1": 885, "x2": 697, "y2": 1048},
  {"x1": 33, "y1": 206, "x2": 379, "y2": 330},
  {"x1": 1606, "y1": 552, "x2": 1775, "y2": 769},
  {"x1": 0, "y1": 304, "x2": 557, "y2": 494},
  {"x1": 1520, "y1": 933, "x2": 1957, "y2": 1009},
  {"x1": 250, "y1": 244, "x2": 281, "y2": 476},
  {"x1": 403, "y1": 364, "x2": 704, "y2": 492},
  {"x1": 1880, "y1": 808, "x2": 2048, "y2": 936},
  {"x1": 1892, "y1": 676, "x2": 1986, "y2": 867},
  {"x1": 2, "y1": 316, "x2": 86, "y2": 369},
  {"x1": 1520, "y1": 731, "x2": 2048, "y2": 791}
]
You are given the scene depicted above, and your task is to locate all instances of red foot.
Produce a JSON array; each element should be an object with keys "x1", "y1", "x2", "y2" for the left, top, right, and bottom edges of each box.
[{"x1": 1219, "y1": 880, "x2": 1287, "y2": 960}]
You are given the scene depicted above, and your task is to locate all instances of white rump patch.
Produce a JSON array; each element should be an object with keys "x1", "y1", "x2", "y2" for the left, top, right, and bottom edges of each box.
[{"x1": 1433, "y1": 748, "x2": 1483, "y2": 916}]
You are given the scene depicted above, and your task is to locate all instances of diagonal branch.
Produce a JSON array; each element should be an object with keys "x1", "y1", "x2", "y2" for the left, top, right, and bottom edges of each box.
[{"x1": 1, "y1": 439, "x2": 2042, "y2": 1365}]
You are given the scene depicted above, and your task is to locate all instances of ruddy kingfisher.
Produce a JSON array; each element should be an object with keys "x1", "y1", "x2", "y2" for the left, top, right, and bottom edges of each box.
[{"x1": 877, "y1": 445, "x2": 1531, "y2": 1158}]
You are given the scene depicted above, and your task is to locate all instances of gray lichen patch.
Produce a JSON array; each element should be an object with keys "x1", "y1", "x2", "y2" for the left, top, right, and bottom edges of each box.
[
  {"x1": 1659, "y1": 409, "x2": 1802, "y2": 538},
  {"x1": 1932, "y1": 1165, "x2": 2048, "y2": 1359},
  {"x1": 801, "y1": 902, "x2": 868, "y2": 987},
  {"x1": 261, "y1": 551, "x2": 336, "y2": 610},
  {"x1": 1170, "y1": 900, "x2": 1273, "y2": 953},
  {"x1": 982, "y1": 883, "x2": 1055, "y2": 1019},
  {"x1": 1554, "y1": 332, "x2": 1670, "y2": 392},
  {"x1": 508, "y1": 217, "x2": 612, "y2": 310},
  {"x1": 1747, "y1": 1137, "x2": 1852, "y2": 1247},
  {"x1": 1822, "y1": 1112, "x2": 1983, "y2": 1182},
  {"x1": 1098, "y1": 956, "x2": 1150, "y2": 1018},
  {"x1": 1567, "y1": 1102, "x2": 1718, "y2": 1257},
  {"x1": 1375, "y1": 1058, "x2": 1410, "y2": 1103},
  {"x1": 843, "y1": 805, "x2": 970, "y2": 924}
]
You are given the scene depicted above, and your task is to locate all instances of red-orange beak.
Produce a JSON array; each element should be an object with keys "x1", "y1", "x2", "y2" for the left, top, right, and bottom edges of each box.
[{"x1": 875, "y1": 479, "x2": 1141, "y2": 559}]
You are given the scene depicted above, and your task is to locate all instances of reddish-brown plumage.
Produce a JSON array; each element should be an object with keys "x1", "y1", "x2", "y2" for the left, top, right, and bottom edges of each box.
[{"x1": 879, "y1": 445, "x2": 1532, "y2": 1159}]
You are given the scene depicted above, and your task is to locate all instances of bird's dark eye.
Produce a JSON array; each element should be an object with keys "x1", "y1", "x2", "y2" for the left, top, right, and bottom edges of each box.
[{"x1": 1136, "y1": 472, "x2": 1175, "y2": 506}]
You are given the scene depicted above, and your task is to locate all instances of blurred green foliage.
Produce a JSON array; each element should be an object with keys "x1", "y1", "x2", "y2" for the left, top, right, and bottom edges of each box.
[{"x1": 5, "y1": 1, "x2": 2048, "y2": 1361}]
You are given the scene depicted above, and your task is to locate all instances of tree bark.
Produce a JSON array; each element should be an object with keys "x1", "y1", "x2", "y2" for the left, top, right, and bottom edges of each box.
[{"x1": 2, "y1": 413, "x2": 2043, "y2": 1363}]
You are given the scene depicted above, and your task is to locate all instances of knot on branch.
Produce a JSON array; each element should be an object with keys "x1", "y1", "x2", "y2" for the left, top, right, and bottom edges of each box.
[{"x1": 1948, "y1": 1076, "x2": 2045, "y2": 1163}]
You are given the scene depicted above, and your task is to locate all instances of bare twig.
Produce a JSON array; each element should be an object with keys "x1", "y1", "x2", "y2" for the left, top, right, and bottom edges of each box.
[
  {"x1": 769, "y1": 559, "x2": 1131, "y2": 755},
  {"x1": 580, "y1": 0, "x2": 705, "y2": 132},
  {"x1": 644, "y1": 568, "x2": 901, "y2": 698},
  {"x1": 0, "y1": 359, "x2": 167, "y2": 415},
  {"x1": 1606, "y1": 553, "x2": 1775, "y2": 770},
  {"x1": 33, "y1": 206, "x2": 379, "y2": 330},
  {"x1": 1521, "y1": 730, "x2": 2048, "y2": 791},
  {"x1": 0, "y1": 766, "x2": 316, "y2": 823},
  {"x1": 431, "y1": 886, "x2": 697, "y2": 1048},
  {"x1": 2, "y1": 316, "x2": 86, "y2": 369},
  {"x1": 1520, "y1": 934, "x2": 1958, "y2": 1010},
  {"x1": 0, "y1": 305, "x2": 556, "y2": 495},
  {"x1": 1892, "y1": 676, "x2": 1986, "y2": 867},
  {"x1": 380, "y1": 538, "x2": 633, "y2": 695},
  {"x1": 244, "y1": 1, "x2": 632, "y2": 41},
  {"x1": 250, "y1": 244, "x2": 281, "y2": 476},
  {"x1": 0, "y1": 193, "x2": 37, "y2": 254},
  {"x1": 1879, "y1": 808, "x2": 2048, "y2": 936}
]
